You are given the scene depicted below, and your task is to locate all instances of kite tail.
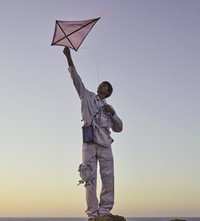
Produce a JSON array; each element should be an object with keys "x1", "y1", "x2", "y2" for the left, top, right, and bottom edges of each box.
[{"x1": 101, "y1": 0, "x2": 118, "y2": 17}]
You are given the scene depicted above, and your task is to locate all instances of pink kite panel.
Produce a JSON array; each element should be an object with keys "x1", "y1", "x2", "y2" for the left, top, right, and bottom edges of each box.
[{"x1": 51, "y1": 17, "x2": 100, "y2": 51}]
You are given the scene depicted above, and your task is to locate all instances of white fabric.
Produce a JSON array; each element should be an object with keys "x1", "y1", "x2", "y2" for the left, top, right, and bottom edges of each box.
[
  {"x1": 68, "y1": 65, "x2": 123, "y2": 218},
  {"x1": 82, "y1": 142, "x2": 114, "y2": 218},
  {"x1": 68, "y1": 66, "x2": 123, "y2": 147}
]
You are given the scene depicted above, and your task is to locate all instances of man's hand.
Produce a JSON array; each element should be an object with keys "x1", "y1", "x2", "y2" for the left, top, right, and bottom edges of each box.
[
  {"x1": 63, "y1": 47, "x2": 71, "y2": 57},
  {"x1": 103, "y1": 105, "x2": 115, "y2": 116},
  {"x1": 63, "y1": 47, "x2": 74, "y2": 67}
]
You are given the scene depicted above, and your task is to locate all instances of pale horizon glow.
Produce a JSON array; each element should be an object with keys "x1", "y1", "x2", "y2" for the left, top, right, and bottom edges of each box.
[{"x1": 0, "y1": 0, "x2": 200, "y2": 218}]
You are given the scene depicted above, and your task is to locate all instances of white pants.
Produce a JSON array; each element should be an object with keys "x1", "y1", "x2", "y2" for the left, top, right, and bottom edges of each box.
[{"x1": 82, "y1": 142, "x2": 114, "y2": 218}]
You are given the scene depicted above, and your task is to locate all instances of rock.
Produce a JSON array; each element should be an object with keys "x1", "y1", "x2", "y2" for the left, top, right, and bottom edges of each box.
[
  {"x1": 89, "y1": 214, "x2": 126, "y2": 221},
  {"x1": 169, "y1": 219, "x2": 187, "y2": 221}
]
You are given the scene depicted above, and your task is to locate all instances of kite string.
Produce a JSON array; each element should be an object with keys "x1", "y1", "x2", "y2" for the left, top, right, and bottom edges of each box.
[
  {"x1": 81, "y1": 47, "x2": 100, "y2": 85},
  {"x1": 100, "y1": 0, "x2": 118, "y2": 17},
  {"x1": 78, "y1": 1, "x2": 119, "y2": 84}
]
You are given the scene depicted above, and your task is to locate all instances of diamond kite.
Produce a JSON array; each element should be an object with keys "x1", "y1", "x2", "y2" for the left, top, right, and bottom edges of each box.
[{"x1": 51, "y1": 17, "x2": 100, "y2": 51}]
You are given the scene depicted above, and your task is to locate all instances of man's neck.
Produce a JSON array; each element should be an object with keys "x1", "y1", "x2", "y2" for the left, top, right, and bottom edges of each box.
[{"x1": 97, "y1": 93, "x2": 106, "y2": 100}]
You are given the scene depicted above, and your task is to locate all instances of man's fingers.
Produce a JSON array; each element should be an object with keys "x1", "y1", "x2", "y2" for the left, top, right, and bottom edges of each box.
[{"x1": 63, "y1": 47, "x2": 70, "y2": 55}]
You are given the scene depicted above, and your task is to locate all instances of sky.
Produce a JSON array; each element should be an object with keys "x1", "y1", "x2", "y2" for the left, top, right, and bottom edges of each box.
[{"x1": 0, "y1": 0, "x2": 200, "y2": 218}]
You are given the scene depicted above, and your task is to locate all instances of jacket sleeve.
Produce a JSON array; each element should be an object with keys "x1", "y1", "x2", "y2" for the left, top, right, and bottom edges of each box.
[
  {"x1": 68, "y1": 66, "x2": 87, "y2": 99},
  {"x1": 110, "y1": 113, "x2": 123, "y2": 133}
]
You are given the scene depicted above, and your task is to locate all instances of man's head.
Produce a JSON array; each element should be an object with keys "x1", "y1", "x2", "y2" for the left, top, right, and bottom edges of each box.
[{"x1": 97, "y1": 81, "x2": 113, "y2": 99}]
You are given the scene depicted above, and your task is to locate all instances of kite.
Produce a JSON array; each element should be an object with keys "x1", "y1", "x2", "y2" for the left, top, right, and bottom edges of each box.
[{"x1": 51, "y1": 17, "x2": 100, "y2": 51}]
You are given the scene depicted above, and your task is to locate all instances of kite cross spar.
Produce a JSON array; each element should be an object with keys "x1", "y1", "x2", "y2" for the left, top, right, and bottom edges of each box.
[{"x1": 51, "y1": 17, "x2": 100, "y2": 51}]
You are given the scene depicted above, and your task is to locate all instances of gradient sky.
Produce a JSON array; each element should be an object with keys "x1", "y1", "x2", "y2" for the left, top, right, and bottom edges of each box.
[{"x1": 0, "y1": 0, "x2": 200, "y2": 218}]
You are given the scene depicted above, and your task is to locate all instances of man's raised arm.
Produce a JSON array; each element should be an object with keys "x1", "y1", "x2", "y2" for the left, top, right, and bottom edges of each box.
[
  {"x1": 63, "y1": 47, "x2": 74, "y2": 67},
  {"x1": 63, "y1": 47, "x2": 88, "y2": 100}
]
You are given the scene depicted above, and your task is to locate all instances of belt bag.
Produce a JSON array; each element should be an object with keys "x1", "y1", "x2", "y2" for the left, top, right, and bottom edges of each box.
[{"x1": 82, "y1": 125, "x2": 94, "y2": 143}]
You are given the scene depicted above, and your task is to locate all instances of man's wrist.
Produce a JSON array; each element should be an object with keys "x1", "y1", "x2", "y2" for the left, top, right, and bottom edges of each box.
[{"x1": 65, "y1": 52, "x2": 70, "y2": 57}]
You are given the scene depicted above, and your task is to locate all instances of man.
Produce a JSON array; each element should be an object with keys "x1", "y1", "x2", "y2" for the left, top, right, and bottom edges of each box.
[{"x1": 63, "y1": 47, "x2": 124, "y2": 221}]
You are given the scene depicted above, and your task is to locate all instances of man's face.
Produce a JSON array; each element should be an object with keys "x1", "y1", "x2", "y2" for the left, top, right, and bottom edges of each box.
[{"x1": 97, "y1": 82, "x2": 109, "y2": 97}]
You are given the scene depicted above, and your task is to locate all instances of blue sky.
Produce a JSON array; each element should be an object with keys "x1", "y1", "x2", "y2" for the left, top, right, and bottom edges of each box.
[{"x1": 0, "y1": 0, "x2": 200, "y2": 217}]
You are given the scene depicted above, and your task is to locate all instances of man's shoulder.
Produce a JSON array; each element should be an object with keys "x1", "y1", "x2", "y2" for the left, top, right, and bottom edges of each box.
[{"x1": 82, "y1": 90, "x2": 96, "y2": 99}]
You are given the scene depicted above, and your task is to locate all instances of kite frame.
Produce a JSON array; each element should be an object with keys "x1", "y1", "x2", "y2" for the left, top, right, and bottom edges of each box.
[{"x1": 51, "y1": 17, "x2": 100, "y2": 51}]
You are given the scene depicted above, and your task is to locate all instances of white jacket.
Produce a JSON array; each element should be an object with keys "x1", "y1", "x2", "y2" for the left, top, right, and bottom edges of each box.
[{"x1": 68, "y1": 66, "x2": 123, "y2": 147}]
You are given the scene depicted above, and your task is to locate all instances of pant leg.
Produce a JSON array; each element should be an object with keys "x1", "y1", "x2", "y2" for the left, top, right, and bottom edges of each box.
[
  {"x1": 82, "y1": 142, "x2": 98, "y2": 218},
  {"x1": 97, "y1": 146, "x2": 114, "y2": 216}
]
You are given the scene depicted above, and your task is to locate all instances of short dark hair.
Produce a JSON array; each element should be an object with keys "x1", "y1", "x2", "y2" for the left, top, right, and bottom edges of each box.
[{"x1": 103, "y1": 81, "x2": 113, "y2": 98}]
